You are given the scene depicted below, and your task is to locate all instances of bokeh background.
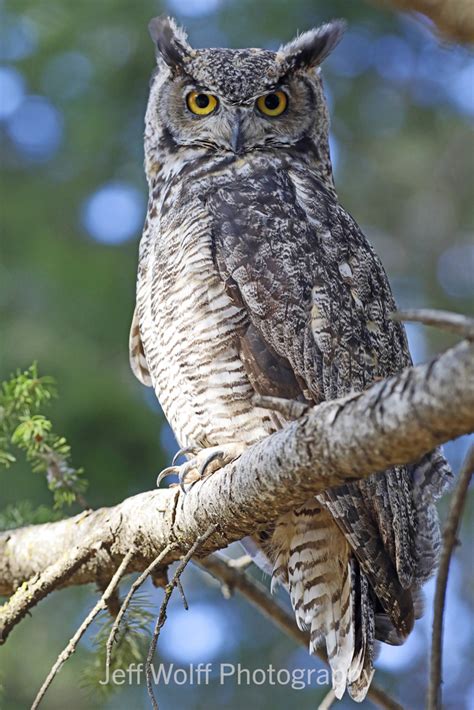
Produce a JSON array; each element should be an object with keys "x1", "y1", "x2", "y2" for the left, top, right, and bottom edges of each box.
[{"x1": 0, "y1": 0, "x2": 473, "y2": 708}]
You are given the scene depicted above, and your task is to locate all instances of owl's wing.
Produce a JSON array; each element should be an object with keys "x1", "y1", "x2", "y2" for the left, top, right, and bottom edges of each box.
[
  {"x1": 209, "y1": 164, "x2": 410, "y2": 402},
  {"x1": 129, "y1": 306, "x2": 153, "y2": 387},
  {"x1": 208, "y1": 164, "x2": 421, "y2": 636}
]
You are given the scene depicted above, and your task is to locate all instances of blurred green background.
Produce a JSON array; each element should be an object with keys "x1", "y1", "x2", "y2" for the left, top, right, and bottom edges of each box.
[{"x1": 0, "y1": 0, "x2": 473, "y2": 708}]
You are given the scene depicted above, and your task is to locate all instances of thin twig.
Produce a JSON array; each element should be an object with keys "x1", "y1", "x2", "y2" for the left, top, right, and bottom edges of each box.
[
  {"x1": 31, "y1": 547, "x2": 135, "y2": 710},
  {"x1": 145, "y1": 525, "x2": 218, "y2": 710},
  {"x1": 175, "y1": 578, "x2": 188, "y2": 610},
  {"x1": 105, "y1": 543, "x2": 177, "y2": 674},
  {"x1": 96, "y1": 583, "x2": 122, "y2": 618},
  {"x1": 392, "y1": 309, "x2": 474, "y2": 339},
  {"x1": 197, "y1": 553, "x2": 309, "y2": 648},
  {"x1": 367, "y1": 685, "x2": 405, "y2": 710},
  {"x1": 0, "y1": 540, "x2": 103, "y2": 644},
  {"x1": 428, "y1": 446, "x2": 474, "y2": 710},
  {"x1": 197, "y1": 553, "x2": 404, "y2": 710},
  {"x1": 318, "y1": 688, "x2": 337, "y2": 710}
]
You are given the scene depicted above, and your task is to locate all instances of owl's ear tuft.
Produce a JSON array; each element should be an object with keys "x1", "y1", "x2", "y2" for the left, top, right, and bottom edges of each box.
[
  {"x1": 278, "y1": 20, "x2": 346, "y2": 71},
  {"x1": 148, "y1": 16, "x2": 193, "y2": 70}
]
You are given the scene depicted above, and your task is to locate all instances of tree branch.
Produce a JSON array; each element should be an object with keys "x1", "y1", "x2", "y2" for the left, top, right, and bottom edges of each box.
[
  {"x1": 0, "y1": 539, "x2": 105, "y2": 643},
  {"x1": 197, "y1": 554, "x2": 309, "y2": 648},
  {"x1": 1, "y1": 333, "x2": 473, "y2": 608},
  {"x1": 379, "y1": 0, "x2": 474, "y2": 44},
  {"x1": 428, "y1": 445, "x2": 474, "y2": 710},
  {"x1": 392, "y1": 309, "x2": 474, "y2": 339}
]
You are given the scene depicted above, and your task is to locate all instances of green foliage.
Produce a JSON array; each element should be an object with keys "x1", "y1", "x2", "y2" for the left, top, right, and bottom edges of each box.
[
  {"x1": 80, "y1": 592, "x2": 154, "y2": 699},
  {"x1": 0, "y1": 363, "x2": 55, "y2": 465},
  {"x1": 0, "y1": 500, "x2": 61, "y2": 531},
  {"x1": 0, "y1": 364, "x2": 88, "y2": 511}
]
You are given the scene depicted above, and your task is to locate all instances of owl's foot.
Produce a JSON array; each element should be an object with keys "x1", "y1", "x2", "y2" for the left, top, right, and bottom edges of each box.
[{"x1": 157, "y1": 442, "x2": 246, "y2": 492}]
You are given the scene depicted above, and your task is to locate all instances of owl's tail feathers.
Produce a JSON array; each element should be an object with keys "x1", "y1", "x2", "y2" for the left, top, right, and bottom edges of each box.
[
  {"x1": 347, "y1": 558, "x2": 375, "y2": 701},
  {"x1": 272, "y1": 504, "x2": 374, "y2": 702}
]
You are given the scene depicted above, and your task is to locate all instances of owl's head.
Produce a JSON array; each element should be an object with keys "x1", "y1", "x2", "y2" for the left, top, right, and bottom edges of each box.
[{"x1": 145, "y1": 16, "x2": 344, "y2": 171}]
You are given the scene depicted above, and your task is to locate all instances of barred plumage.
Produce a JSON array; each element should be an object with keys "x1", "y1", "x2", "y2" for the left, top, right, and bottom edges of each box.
[{"x1": 131, "y1": 16, "x2": 452, "y2": 700}]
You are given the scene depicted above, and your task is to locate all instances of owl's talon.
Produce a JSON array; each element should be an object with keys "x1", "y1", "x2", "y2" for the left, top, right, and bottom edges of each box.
[
  {"x1": 156, "y1": 465, "x2": 179, "y2": 487},
  {"x1": 198, "y1": 449, "x2": 224, "y2": 478},
  {"x1": 178, "y1": 466, "x2": 192, "y2": 493},
  {"x1": 177, "y1": 461, "x2": 204, "y2": 492},
  {"x1": 172, "y1": 446, "x2": 200, "y2": 466},
  {"x1": 158, "y1": 443, "x2": 247, "y2": 492},
  {"x1": 158, "y1": 446, "x2": 202, "y2": 488}
]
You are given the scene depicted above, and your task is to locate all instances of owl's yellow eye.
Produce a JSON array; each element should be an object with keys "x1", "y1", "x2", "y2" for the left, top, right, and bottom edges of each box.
[
  {"x1": 256, "y1": 91, "x2": 287, "y2": 117},
  {"x1": 186, "y1": 91, "x2": 218, "y2": 116}
]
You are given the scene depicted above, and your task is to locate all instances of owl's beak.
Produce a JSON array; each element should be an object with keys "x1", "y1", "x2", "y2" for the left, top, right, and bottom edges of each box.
[{"x1": 230, "y1": 111, "x2": 245, "y2": 154}]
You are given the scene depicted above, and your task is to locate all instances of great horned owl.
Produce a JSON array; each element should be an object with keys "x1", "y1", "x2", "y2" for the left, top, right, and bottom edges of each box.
[{"x1": 130, "y1": 16, "x2": 451, "y2": 701}]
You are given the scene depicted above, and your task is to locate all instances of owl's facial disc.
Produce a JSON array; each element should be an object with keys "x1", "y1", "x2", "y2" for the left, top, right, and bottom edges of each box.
[
  {"x1": 181, "y1": 88, "x2": 290, "y2": 154},
  {"x1": 155, "y1": 74, "x2": 319, "y2": 155}
]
